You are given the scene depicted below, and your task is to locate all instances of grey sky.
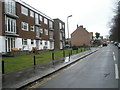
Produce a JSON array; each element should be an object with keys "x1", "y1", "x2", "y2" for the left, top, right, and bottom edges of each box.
[{"x1": 22, "y1": 0, "x2": 116, "y2": 38}]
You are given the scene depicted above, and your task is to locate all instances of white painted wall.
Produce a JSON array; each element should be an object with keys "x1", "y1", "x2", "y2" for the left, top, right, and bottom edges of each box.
[
  {"x1": 0, "y1": 36, "x2": 6, "y2": 53},
  {"x1": 1, "y1": 37, "x2": 54, "y2": 53}
]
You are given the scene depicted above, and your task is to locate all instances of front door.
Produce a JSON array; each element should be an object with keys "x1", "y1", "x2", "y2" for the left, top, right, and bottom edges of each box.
[{"x1": 6, "y1": 37, "x2": 15, "y2": 52}]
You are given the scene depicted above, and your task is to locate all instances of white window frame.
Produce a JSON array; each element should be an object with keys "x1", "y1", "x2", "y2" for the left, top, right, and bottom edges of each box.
[
  {"x1": 40, "y1": 41, "x2": 42, "y2": 45},
  {"x1": 40, "y1": 28, "x2": 43, "y2": 33},
  {"x1": 21, "y1": 22, "x2": 28, "y2": 31},
  {"x1": 45, "y1": 41, "x2": 48, "y2": 45},
  {"x1": 39, "y1": 15, "x2": 43, "y2": 22},
  {"x1": 60, "y1": 32, "x2": 62, "y2": 40},
  {"x1": 31, "y1": 39, "x2": 34, "y2": 45},
  {"x1": 36, "y1": 26, "x2": 40, "y2": 38},
  {"x1": 49, "y1": 31, "x2": 53, "y2": 39},
  {"x1": 49, "y1": 21, "x2": 53, "y2": 29},
  {"x1": 30, "y1": 10, "x2": 34, "y2": 18},
  {"x1": 62, "y1": 24, "x2": 65, "y2": 29},
  {"x1": 6, "y1": 37, "x2": 15, "y2": 52},
  {"x1": 44, "y1": 18, "x2": 48, "y2": 25},
  {"x1": 5, "y1": 0, "x2": 16, "y2": 15},
  {"x1": 21, "y1": 6, "x2": 28, "y2": 16},
  {"x1": 59, "y1": 23, "x2": 62, "y2": 29},
  {"x1": 44, "y1": 29, "x2": 48, "y2": 35},
  {"x1": 35, "y1": 13, "x2": 39, "y2": 25},
  {"x1": 30, "y1": 25, "x2": 34, "y2": 31},
  {"x1": 6, "y1": 17, "x2": 16, "y2": 33},
  {"x1": 22, "y1": 39, "x2": 27, "y2": 45}
]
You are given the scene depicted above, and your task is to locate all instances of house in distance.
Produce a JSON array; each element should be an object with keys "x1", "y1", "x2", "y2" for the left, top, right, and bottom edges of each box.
[{"x1": 71, "y1": 25, "x2": 91, "y2": 47}]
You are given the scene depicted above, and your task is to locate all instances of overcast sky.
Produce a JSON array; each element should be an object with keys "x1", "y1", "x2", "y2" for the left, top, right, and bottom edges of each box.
[{"x1": 22, "y1": 0, "x2": 116, "y2": 38}]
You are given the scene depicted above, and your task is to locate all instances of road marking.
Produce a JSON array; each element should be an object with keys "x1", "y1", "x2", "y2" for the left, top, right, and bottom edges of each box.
[
  {"x1": 113, "y1": 55, "x2": 116, "y2": 61},
  {"x1": 115, "y1": 64, "x2": 119, "y2": 79}
]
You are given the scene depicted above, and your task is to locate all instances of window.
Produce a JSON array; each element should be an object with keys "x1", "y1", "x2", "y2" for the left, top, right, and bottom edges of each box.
[
  {"x1": 31, "y1": 40, "x2": 34, "y2": 45},
  {"x1": 5, "y1": 0, "x2": 16, "y2": 15},
  {"x1": 44, "y1": 29, "x2": 48, "y2": 35},
  {"x1": 49, "y1": 31, "x2": 53, "y2": 39},
  {"x1": 30, "y1": 25, "x2": 34, "y2": 31},
  {"x1": 40, "y1": 41, "x2": 42, "y2": 45},
  {"x1": 59, "y1": 23, "x2": 62, "y2": 29},
  {"x1": 39, "y1": 15, "x2": 43, "y2": 22},
  {"x1": 6, "y1": 17, "x2": 16, "y2": 33},
  {"x1": 49, "y1": 21, "x2": 53, "y2": 29},
  {"x1": 35, "y1": 13, "x2": 39, "y2": 24},
  {"x1": 21, "y1": 6, "x2": 28, "y2": 16},
  {"x1": 60, "y1": 32, "x2": 62, "y2": 40},
  {"x1": 45, "y1": 42, "x2": 47, "y2": 45},
  {"x1": 36, "y1": 26, "x2": 40, "y2": 38},
  {"x1": 44, "y1": 18, "x2": 48, "y2": 25},
  {"x1": 30, "y1": 10, "x2": 34, "y2": 18},
  {"x1": 40, "y1": 28, "x2": 43, "y2": 33},
  {"x1": 6, "y1": 37, "x2": 15, "y2": 52},
  {"x1": 21, "y1": 22, "x2": 28, "y2": 31},
  {"x1": 22, "y1": 39, "x2": 27, "y2": 45},
  {"x1": 62, "y1": 24, "x2": 65, "y2": 29}
]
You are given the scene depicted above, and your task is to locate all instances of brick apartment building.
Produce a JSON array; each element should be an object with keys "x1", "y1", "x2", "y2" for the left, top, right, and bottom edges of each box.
[
  {"x1": 71, "y1": 25, "x2": 91, "y2": 47},
  {"x1": 54, "y1": 19, "x2": 65, "y2": 50},
  {"x1": 0, "y1": 0, "x2": 65, "y2": 53}
]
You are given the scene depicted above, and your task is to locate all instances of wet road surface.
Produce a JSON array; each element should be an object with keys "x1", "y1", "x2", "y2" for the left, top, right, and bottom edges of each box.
[{"x1": 32, "y1": 44, "x2": 119, "y2": 88}]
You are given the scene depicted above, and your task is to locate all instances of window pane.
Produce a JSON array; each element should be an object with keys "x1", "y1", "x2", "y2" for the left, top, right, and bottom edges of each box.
[
  {"x1": 30, "y1": 10, "x2": 34, "y2": 17},
  {"x1": 44, "y1": 18, "x2": 48, "y2": 25},
  {"x1": 22, "y1": 22, "x2": 28, "y2": 31},
  {"x1": 21, "y1": 6, "x2": 28, "y2": 16},
  {"x1": 35, "y1": 13, "x2": 39, "y2": 24}
]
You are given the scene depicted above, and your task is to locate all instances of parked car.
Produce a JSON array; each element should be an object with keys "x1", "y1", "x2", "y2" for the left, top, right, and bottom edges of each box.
[
  {"x1": 114, "y1": 42, "x2": 118, "y2": 46},
  {"x1": 118, "y1": 43, "x2": 120, "y2": 49},
  {"x1": 102, "y1": 43, "x2": 107, "y2": 47}
]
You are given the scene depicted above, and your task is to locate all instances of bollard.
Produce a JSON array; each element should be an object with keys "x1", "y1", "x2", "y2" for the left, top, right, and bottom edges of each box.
[
  {"x1": 63, "y1": 50, "x2": 65, "y2": 57},
  {"x1": 69, "y1": 52, "x2": 70, "y2": 61},
  {"x1": 34, "y1": 56, "x2": 36, "y2": 65},
  {"x1": 2, "y1": 61, "x2": 5, "y2": 74},
  {"x1": 71, "y1": 50, "x2": 72, "y2": 55},
  {"x1": 81, "y1": 48, "x2": 82, "y2": 52},
  {"x1": 52, "y1": 52, "x2": 54, "y2": 65}
]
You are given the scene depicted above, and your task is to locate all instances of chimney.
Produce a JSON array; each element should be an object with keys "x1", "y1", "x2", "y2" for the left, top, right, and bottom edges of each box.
[
  {"x1": 80, "y1": 25, "x2": 83, "y2": 28},
  {"x1": 77, "y1": 24, "x2": 79, "y2": 28},
  {"x1": 83, "y1": 28, "x2": 86, "y2": 30}
]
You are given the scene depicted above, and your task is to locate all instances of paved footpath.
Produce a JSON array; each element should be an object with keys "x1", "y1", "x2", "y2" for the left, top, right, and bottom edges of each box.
[{"x1": 2, "y1": 48, "x2": 99, "y2": 89}]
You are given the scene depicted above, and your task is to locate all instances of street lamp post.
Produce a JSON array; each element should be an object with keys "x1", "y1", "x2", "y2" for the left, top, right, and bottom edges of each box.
[{"x1": 67, "y1": 15, "x2": 72, "y2": 39}]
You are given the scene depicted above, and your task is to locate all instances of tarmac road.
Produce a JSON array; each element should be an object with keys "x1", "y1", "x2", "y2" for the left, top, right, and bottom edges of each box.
[{"x1": 33, "y1": 44, "x2": 119, "y2": 88}]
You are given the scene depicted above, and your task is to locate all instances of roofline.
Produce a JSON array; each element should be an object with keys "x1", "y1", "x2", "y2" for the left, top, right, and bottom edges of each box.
[{"x1": 15, "y1": 0, "x2": 53, "y2": 21}]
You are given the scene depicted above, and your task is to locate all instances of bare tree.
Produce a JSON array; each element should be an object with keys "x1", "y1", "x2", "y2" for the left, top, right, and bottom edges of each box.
[{"x1": 110, "y1": 1, "x2": 120, "y2": 42}]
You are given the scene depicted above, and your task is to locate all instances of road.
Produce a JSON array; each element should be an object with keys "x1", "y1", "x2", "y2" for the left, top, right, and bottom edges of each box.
[{"x1": 32, "y1": 44, "x2": 119, "y2": 88}]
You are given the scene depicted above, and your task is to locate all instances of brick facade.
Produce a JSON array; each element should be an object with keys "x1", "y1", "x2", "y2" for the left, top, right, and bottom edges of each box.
[{"x1": 71, "y1": 26, "x2": 91, "y2": 46}]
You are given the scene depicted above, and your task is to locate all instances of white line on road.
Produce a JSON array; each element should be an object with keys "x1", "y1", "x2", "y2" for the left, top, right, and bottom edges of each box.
[
  {"x1": 113, "y1": 55, "x2": 116, "y2": 61},
  {"x1": 115, "y1": 64, "x2": 119, "y2": 79}
]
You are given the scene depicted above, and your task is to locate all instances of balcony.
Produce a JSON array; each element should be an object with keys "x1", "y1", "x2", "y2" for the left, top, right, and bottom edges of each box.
[
  {"x1": 35, "y1": 23, "x2": 41, "y2": 27},
  {"x1": 4, "y1": 25, "x2": 19, "y2": 37},
  {"x1": 4, "y1": 4, "x2": 18, "y2": 18}
]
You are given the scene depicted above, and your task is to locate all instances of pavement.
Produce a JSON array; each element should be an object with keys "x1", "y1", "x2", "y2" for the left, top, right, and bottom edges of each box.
[{"x1": 2, "y1": 48, "x2": 99, "y2": 89}]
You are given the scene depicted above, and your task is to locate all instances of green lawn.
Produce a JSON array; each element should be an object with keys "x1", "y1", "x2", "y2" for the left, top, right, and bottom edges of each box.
[{"x1": 2, "y1": 48, "x2": 88, "y2": 73}]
